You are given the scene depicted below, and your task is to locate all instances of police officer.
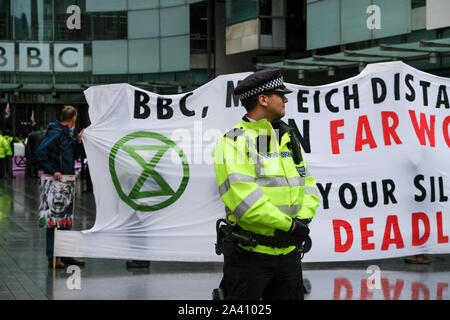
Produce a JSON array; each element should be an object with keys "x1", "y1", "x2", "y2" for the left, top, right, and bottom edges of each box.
[
  {"x1": 4, "y1": 129, "x2": 14, "y2": 179},
  {"x1": 212, "y1": 67, "x2": 321, "y2": 300},
  {"x1": 0, "y1": 131, "x2": 6, "y2": 178}
]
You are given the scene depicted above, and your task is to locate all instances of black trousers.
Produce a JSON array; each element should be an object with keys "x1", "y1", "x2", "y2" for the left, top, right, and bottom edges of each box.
[
  {"x1": 220, "y1": 248, "x2": 304, "y2": 300},
  {"x1": 0, "y1": 158, "x2": 5, "y2": 178}
]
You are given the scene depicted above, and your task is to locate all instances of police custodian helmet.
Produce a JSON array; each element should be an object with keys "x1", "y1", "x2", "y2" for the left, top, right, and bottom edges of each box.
[{"x1": 234, "y1": 67, "x2": 293, "y2": 102}]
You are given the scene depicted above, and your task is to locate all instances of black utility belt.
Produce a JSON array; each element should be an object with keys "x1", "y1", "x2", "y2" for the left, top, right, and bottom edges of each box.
[
  {"x1": 228, "y1": 226, "x2": 292, "y2": 249},
  {"x1": 215, "y1": 219, "x2": 312, "y2": 257}
]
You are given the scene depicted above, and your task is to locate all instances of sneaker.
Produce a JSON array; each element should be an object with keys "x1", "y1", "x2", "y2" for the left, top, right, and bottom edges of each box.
[
  {"x1": 71, "y1": 258, "x2": 86, "y2": 267},
  {"x1": 63, "y1": 258, "x2": 86, "y2": 267},
  {"x1": 126, "y1": 260, "x2": 150, "y2": 268},
  {"x1": 49, "y1": 258, "x2": 66, "y2": 269},
  {"x1": 404, "y1": 254, "x2": 431, "y2": 264}
]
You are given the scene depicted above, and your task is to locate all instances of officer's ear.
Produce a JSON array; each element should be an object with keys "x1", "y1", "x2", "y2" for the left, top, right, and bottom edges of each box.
[{"x1": 257, "y1": 93, "x2": 270, "y2": 107}]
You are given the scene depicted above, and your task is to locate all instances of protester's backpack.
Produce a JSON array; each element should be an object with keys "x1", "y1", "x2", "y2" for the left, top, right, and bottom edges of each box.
[{"x1": 32, "y1": 128, "x2": 70, "y2": 170}]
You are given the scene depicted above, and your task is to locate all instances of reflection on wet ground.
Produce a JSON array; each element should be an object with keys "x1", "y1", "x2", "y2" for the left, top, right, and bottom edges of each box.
[{"x1": 1, "y1": 172, "x2": 449, "y2": 300}]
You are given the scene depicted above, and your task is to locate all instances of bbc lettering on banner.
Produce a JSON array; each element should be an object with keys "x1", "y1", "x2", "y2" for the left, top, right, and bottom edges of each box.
[{"x1": 54, "y1": 61, "x2": 450, "y2": 262}]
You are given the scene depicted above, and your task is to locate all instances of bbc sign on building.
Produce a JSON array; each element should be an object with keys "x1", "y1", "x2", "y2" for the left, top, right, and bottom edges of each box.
[{"x1": 0, "y1": 42, "x2": 84, "y2": 72}]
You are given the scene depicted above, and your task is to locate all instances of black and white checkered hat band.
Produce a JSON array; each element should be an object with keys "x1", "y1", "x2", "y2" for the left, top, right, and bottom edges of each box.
[{"x1": 239, "y1": 77, "x2": 284, "y2": 100}]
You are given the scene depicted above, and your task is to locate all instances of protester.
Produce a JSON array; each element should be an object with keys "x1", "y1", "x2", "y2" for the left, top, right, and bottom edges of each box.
[
  {"x1": 3, "y1": 129, "x2": 14, "y2": 179},
  {"x1": 0, "y1": 131, "x2": 6, "y2": 179},
  {"x1": 25, "y1": 130, "x2": 41, "y2": 178},
  {"x1": 35, "y1": 105, "x2": 86, "y2": 269},
  {"x1": 212, "y1": 68, "x2": 321, "y2": 299}
]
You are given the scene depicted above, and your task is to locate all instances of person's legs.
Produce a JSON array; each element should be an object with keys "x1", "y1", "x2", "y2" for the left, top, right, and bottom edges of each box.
[
  {"x1": 0, "y1": 158, "x2": 5, "y2": 178},
  {"x1": 46, "y1": 226, "x2": 83, "y2": 267},
  {"x1": 221, "y1": 249, "x2": 274, "y2": 300},
  {"x1": 58, "y1": 226, "x2": 85, "y2": 267},
  {"x1": 6, "y1": 156, "x2": 13, "y2": 178},
  {"x1": 46, "y1": 227, "x2": 65, "y2": 268},
  {"x1": 265, "y1": 249, "x2": 304, "y2": 300},
  {"x1": 46, "y1": 227, "x2": 55, "y2": 262}
]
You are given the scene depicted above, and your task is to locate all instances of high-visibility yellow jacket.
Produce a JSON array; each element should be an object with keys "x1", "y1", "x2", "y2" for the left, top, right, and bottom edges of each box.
[
  {"x1": 213, "y1": 117, "x2": 321, "y2": 255},
  {"x1": 5, "y1": 136, "x2": 13, "y2": 156},
  {"x1": 0, "y1": 135, "x2": 6, "y2": 158}
]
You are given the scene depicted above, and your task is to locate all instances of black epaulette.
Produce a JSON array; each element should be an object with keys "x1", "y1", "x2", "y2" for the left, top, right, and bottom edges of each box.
[
  {"x1": 223, "y1": 127, "x2": 245, "y2": 142},
  {"x1": 273, "y1": 120, "x2": 303, "y2": 164}
]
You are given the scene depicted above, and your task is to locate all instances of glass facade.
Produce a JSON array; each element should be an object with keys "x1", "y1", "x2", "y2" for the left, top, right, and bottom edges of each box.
[
  {"x1": 307, "y1": 0, "x2": 412, "y2": 50},
  {"x1": 190, "y1": 0, "x2": 209, "y2": 52},
  {"x1": 226, "y1": 0, "x2": 258, "y2": 25},
  {"x1": 86, "y1": 0, "x2": 127, "y2": 12},
  {"x1": 0, "y1": 0, "x2": 12, "y2": 40},
  {"x1": 55, "y1": 0, "x2": 90, "y2": 41},
  {"x1": 0, "y1": 1, "x2": 209, "y2": 77},
  {"x1": 259, "y1": 0, "x2": 272, "y2": 15},
  {"x1": 0, "y1": 0, "x2": 211, "y2": 94},
  {"x1": 14, "y1": 0, "x2": 53, "y2": 41},
  {"x1": 161, "y1": 35, "x2": 190, "y2": 72},
  {"x1": 161, "y1": 5, "x2": 189, "y2": 37},
  {"x1": 0, "y1": 0, "x2": 210, "y2": 140},
  {"x1": 128, "y1": 0, "x2": 160, "y2": 10},
  {"x1": 259, "y1": 0, "x2": 272, "y2": 34},
  {"x1": 128, "y1": 9, "x2": 159, "y2": 39},
  {"x1": 92, "y1": 11, "x2": 128, "y2": 40},
  {"x1": 128, "y1": 38, "x2": 160, "y2": 73},
  {"x1": 225, "y1": 0, "x2": 285, "y2": 53}
]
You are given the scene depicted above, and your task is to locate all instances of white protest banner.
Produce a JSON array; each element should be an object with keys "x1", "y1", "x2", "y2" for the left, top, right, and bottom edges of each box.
[{"x1": 55, "y1": 61, "x2": 450, "y2": 262}]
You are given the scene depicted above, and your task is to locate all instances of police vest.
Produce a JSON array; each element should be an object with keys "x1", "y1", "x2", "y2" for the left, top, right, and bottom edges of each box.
[
  {"x1": 5, "y1": 136, "x2": 13, "y2": 156},
  {"x1": 0, "y1": 136, "x2": 6, "y2": 158},
  {"x1": 213, "y1": 118, "x2": 321, "y2": 255}
]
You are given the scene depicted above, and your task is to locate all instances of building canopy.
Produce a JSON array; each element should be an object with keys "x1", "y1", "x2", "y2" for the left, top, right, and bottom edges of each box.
[{"x1": 257, "y1": 37, "x2": 450, "y2": 80}]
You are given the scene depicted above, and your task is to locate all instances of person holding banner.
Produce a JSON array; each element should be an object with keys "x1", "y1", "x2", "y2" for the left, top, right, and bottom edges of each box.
[
  {"x1": 36, "y1": 105, "x2": 85, "y2": 269},
  {"x1": 213, "y1": 67, "x2": 321, "y2": 300}
]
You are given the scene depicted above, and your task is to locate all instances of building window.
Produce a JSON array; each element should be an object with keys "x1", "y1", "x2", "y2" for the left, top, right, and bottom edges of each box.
[
  {"x1": 13, "y1": 0, "x2": 53, "y2": 41},
  {"x1": 259, "y1": 0, "x2": 273, "y2": 35},
  {"x1": 55, "y1": 0, "x2": 91, "y2": 41},
  {"x1": 91, "y1": 11, "x2": 127, "y2": 40},
  {"x1": 260, "y1": 18, "x2": 272, "y2": 35},
  {"x1": 0, "y1": 0, "x2": 12, "y2": 40},
  {"x1": 412, "y1": 0, "x2": 426, "y2": 9},
  {"x1": 226, "y1": 0, "x2": 258, "y2": 26},
  {"x1": 259, "y1": 0, "x2": 272, "y2": 16},
  {"x1": 190, "y1": 1, "x2": 210, "y2": 52}
]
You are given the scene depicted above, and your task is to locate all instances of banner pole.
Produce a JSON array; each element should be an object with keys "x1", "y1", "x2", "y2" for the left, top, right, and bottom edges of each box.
[{"x1": 53, "y1": 226, "x2": 57, "y2": 274}]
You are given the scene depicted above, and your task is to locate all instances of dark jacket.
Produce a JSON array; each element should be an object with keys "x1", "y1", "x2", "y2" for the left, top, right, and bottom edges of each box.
[{"x1": 35, "y1": 121, "x2": 80, "y2": 175}]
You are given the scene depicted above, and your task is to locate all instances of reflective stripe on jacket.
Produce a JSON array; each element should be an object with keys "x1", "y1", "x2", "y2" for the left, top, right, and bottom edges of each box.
[
  {"x1": 5, "y1": 136, "x2": 13, "y2": 156},
  {"x1": 0, "y1": 136, "x2": 6, "y2": 158},
  {"x1": 213, "y1": 118, "x2": 321, "y2": 255}
]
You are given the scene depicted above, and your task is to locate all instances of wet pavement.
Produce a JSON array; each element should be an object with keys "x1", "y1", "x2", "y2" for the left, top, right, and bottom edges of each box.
[{"x1": 0, "y1": 161, "x2": 449, "y2": 300}]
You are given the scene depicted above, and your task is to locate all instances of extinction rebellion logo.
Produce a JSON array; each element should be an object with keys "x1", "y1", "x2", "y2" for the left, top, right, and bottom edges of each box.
[{"x1": 109, "y1": 132, "x2": 189, "y2": 211}]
